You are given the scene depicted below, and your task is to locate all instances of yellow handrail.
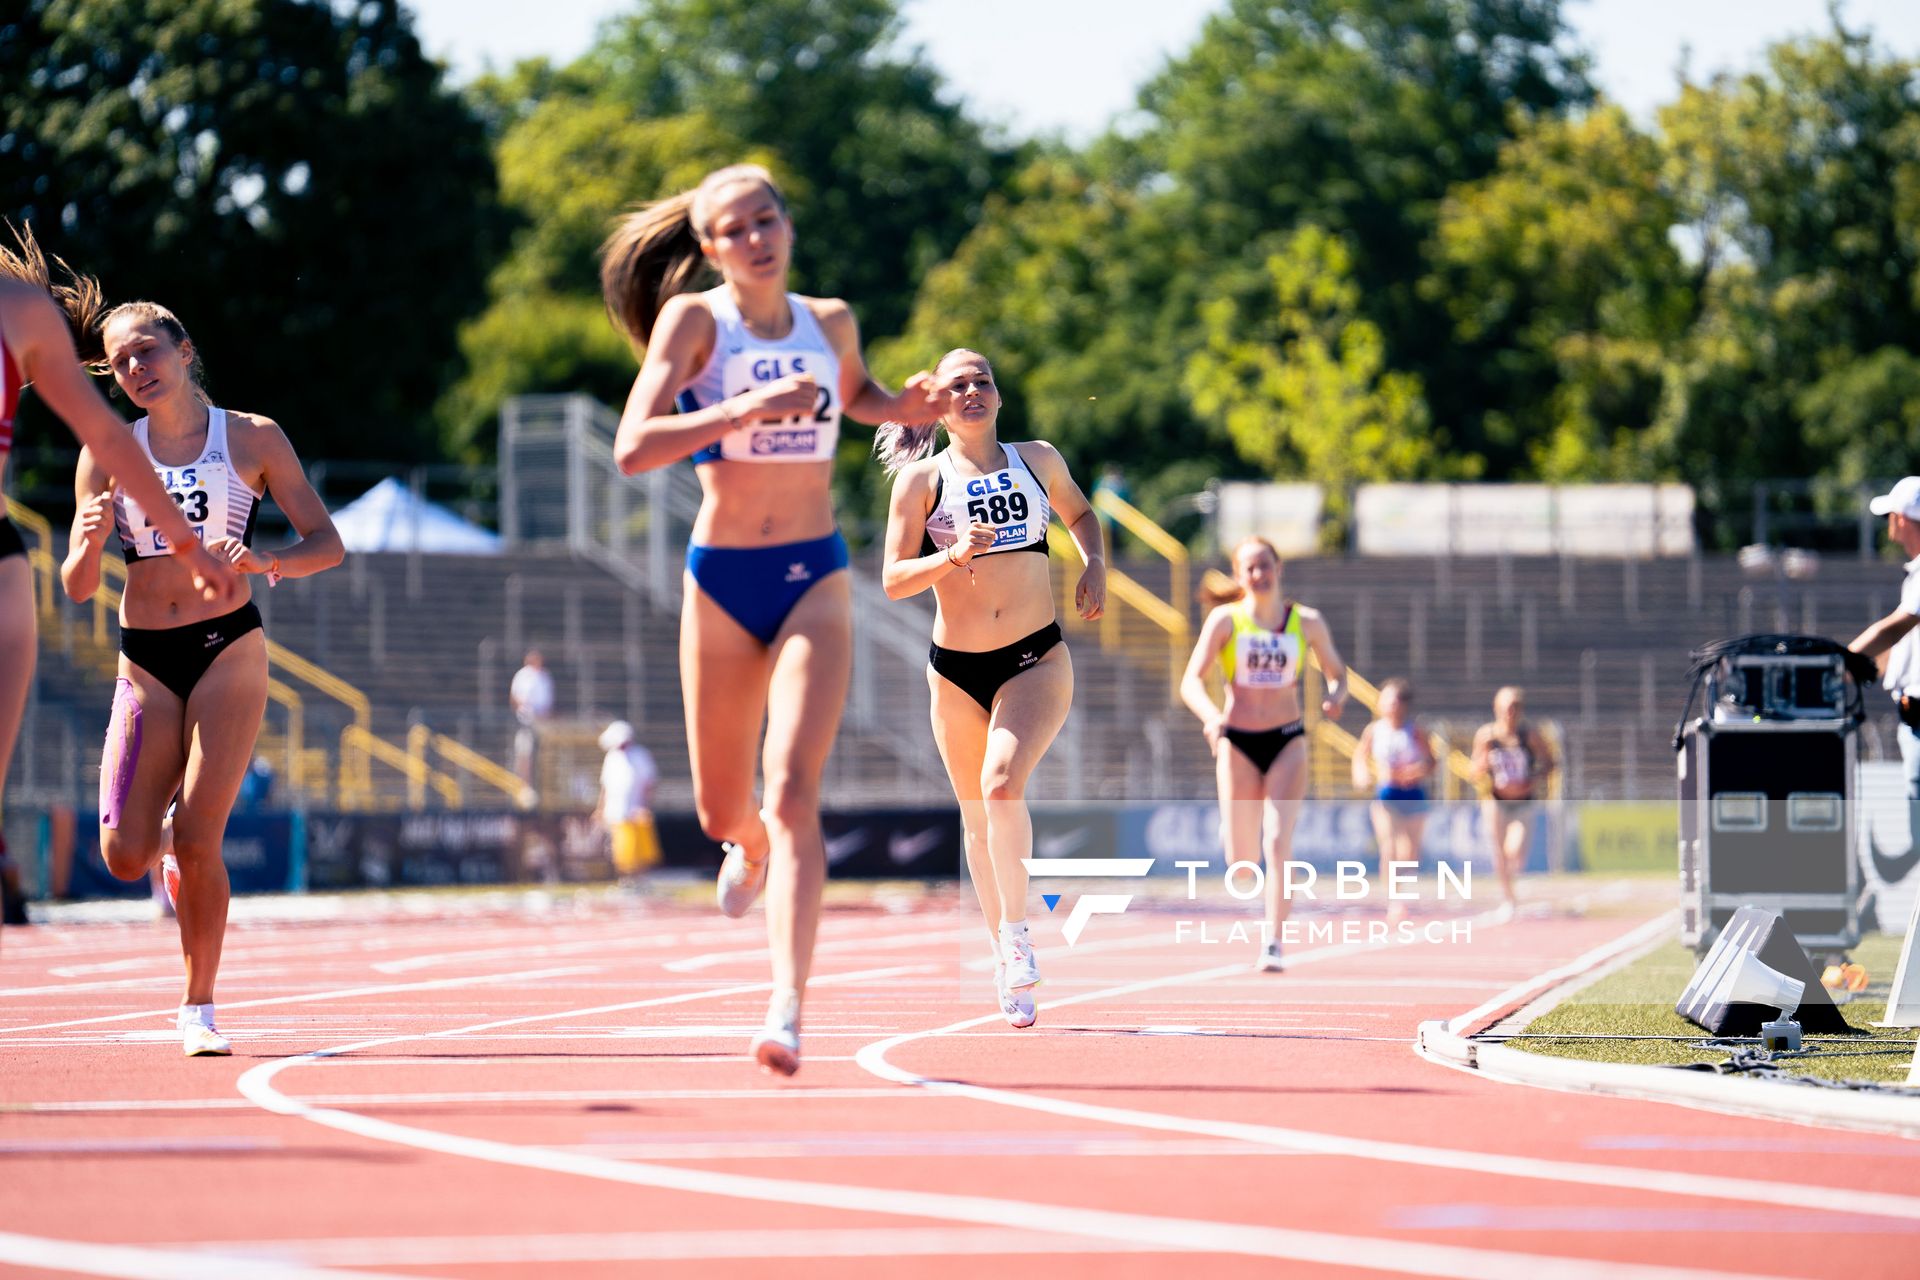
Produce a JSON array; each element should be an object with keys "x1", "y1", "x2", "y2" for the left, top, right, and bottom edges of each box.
[
  {"x1": 345, "y1": 723, "x2": 459, "y2": 808},
  {"x1": 264, "y1": 677, "x2": 305, "y2": 794},
  {"x1": 1093, "y1": 490, "x2": 1189, "y2": 619},
  {"x1": 430, "y1": 732, "x2": 534, "y2": 808},
  {"x1": 1047, "y1": 525, "x2": 1191, "y2": 695},
  {"x1": 4, "y1": 499, "x2": 55, "y2": 619}
]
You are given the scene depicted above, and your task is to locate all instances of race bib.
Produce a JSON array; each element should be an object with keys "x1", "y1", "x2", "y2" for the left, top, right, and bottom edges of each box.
[
  {"x1": 1235, "y1": 631, "x2": 1299, "y2": 688},
  {"x1": 714, "y1": 349, "x2": 839, "y2": 462}
]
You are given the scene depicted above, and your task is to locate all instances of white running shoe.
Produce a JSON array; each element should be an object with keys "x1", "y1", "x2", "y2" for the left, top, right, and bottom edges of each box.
[
  {"x1": 1256, "y1": 941, "x2": 1285, "y2": 973},
  {"x1": 1001, "y1": 930, "x2": 1040, "y2": 990},
  {"x1": 181, "y1": 1021, "x2": 230, "y2": 1057},
  {"x1": 995, "y1": 963, "x2": 1038, "y2": 1029},
  {"x1": 1490, "y1": 901, "x2": 1517, "y2": 925},
  {"x1": 715, "y1": 842, "x2": 768, "y2": 918},
  {"x1": 750, "y1": 989, "x2": 800, "y2": 1076},
  {"x1": 159, "y1": 853, "x2": 181, "y2": 911}
]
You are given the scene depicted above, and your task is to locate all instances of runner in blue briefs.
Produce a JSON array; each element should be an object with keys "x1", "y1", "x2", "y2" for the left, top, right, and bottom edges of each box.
[
  {"x1": 1352, "y1": 679, "x2": 1435, "y2": 925},
  {"x1": 601, "y1": 163, "x2": 939, "y2": 1076}
]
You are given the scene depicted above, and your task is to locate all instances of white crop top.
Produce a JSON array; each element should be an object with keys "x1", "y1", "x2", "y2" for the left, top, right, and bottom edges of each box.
[
  {"x1": 921, "y1": 442, "x2": 1050, "y2": 559},
  {"x1": 1371, "y1": 722, "x2": 1426, "y2": 772},
  {"x1": 679, "y1": 288, "x2": 842, "y2": 464},
  {"x1": 114, "y1": 408, "x2": 261, "y2": 561}
]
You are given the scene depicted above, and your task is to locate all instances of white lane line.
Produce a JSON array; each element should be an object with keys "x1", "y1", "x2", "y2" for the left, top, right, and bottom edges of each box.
[
  {"x1": 1443, "y1": 912, "x2": 1678, "y2": 1035},
  {"x1": 0, "y1": 965, "x2": 601, "y2": 1034},
  {"x1": 0, "y1": 1138, "x2": 275, "y2": 1155},
  {"x1": 0, "y1": 1230, "x2": 408, "y2": 1280},
  {"x1": 232, "y1": 935, "x2": 1762, "y2": 1279},
  {"x1": 193, "y1": 1227, "x2": 1164, "y2": 1266},
  {"x1": 854, "y1": 915, "x2": 1920, "y2": 1226},
  {"x1": 664, "y1": 924, "x2": 986, "y2": 972},
  {"x1": 10, "y1": 1088, "x2": 910, "y2": 1113}
]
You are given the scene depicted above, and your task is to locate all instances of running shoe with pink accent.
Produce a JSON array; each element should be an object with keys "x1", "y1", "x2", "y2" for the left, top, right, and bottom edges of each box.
[
  {"x1": 1001, "y1": 931, "x2": 1040, "y2": 991},
  {"x1": 995, "y1": 962, "x2": 1037, "y2": 1029},
  {"x1": 751, "y1": 989, "x2": 801, "y2": 1076}
]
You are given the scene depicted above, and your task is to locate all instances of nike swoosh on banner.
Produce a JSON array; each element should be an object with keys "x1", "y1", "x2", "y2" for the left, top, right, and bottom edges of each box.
[
  {"x1": 1868, "y1": 829, "x2": 1920, "y2": 886},
  {"x1": 888, "y1": 829, "x2": 944, "y2": 864},
  {"x1": 1036, "y1": 829, "x2": 1089, "y2": 859},
  {"x1": 824, "y1": 831, "x2": 869, "y2": 864}
]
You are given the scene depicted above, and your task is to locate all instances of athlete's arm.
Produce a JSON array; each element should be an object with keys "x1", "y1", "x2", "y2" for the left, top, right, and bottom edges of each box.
[
  {"x1": 881, "y1": 461, "x2": 982, "y2": 598},
  {"x1": 611, "y1": 294, "x2": 816, "y2": 474},
  {"x1": 1027, "y1": 441, "x2": 1105, "y2": 621},
  {"x1": 1180, "y1": 607, "x2": 1234, "y2": 737},
  {"x1": 7, "y1": 288, "x2": 238, "y2": 603},
  {"x1": 1351, "y1": 723, "x2": 1376, "y2": 791},
  {"x1": 1530, "y1": 726, "x2": 1558, "y2": 783},
  {"x1": 59, "y1": 447, "x2": 114, "y2": 603},
  {"x1": 812, "y1": 300, "x2": 938, "y2": 427},
  {"x1": 1469, "y1": 726, "x2": 1493, "y2": 781},
  {"x1": 219, "y1": 415, "x2": 342, "y2": 581},
  {"x1": 1300, "y1": 606, "x2": 1348, "y2": 718}
]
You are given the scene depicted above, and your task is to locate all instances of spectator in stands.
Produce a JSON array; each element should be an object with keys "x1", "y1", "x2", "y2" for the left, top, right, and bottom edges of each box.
[
  {"x1": 1181, "y1": 535, "x2": 1348, "y2": 972},
  {"x1": 1471, "y1": 686, "x2": 1556, "y2": 923},
  {"x1": 878, "y1": 348, "x2": 1107, "y2": 1029},
  {"x1": 598, "y1": 720, "x2": 659, "y2": 890},
  {"x1": 0, "y1": 224, "x2": 241, "y2": 934},
  {"x1": 601, "y1": 161, "x2": 939, "y2": 1075},
  {"x1": 1351, "y1": 678, "x2": 1433, "y2": 924},
  {"x1": 61, "y1": 294, "x2": 342, "y2": 1057},
  {"x1": 509, "y1": 649, "x2": 554, "y2": 788},
  {"x1": 1847, "y1": 477, "x2": 1920, "y2": 852}
]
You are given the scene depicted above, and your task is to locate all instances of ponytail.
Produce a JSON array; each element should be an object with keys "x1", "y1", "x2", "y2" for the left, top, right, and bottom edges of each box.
[
  {"x1": 0, "y1": 221, "x2": 110, "y2": 363},
  {"x1": 599, "y1": 162, "x2": 788, "y2": 349},
  {"x1": 874, "y1": 420, "x2": 943, "y2": 476}
]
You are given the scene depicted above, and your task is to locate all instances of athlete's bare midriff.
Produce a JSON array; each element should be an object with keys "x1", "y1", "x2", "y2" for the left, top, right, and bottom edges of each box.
[
  {"x1": 689, "y1": 460, "x2": 837, "y2": 547},
  {"x1": 929, "y1": 551, "x2": 1055, "y2": 651}
]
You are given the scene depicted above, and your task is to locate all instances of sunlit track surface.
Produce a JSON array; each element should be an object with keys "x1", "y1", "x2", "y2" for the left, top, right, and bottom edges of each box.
[{"x1": 3, "y1": 880, "x2": 1917, "y2": 1279}]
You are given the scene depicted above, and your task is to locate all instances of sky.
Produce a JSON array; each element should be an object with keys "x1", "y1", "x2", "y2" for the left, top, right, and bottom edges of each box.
[{"x1": 405, "y1": 0, "x2": 1920, "y2": 139}]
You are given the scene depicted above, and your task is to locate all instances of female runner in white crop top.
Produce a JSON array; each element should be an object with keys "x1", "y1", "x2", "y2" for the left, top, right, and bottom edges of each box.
[
  {"x1": 602, "y1": 163, "x2": 939, "y2": 1076},
  {"x1": 61, "y1": 300, "x2": 340, "y2": 1056},
  {"x1": 877, "y1": 349, "x2": 1107, "y2": 1028}
]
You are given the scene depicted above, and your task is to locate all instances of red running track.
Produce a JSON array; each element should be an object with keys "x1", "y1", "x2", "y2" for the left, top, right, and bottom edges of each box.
[{"x1": 2, "y1": 880, "x2": 1917, "y2": 1279}]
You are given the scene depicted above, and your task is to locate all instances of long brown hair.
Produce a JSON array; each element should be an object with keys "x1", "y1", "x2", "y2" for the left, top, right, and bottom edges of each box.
[
  {"x1": 599, "y1": 163, "x2": 788, "y2": 348},
  {"x1": 0, "y1": 221, "x2": 110, "y2": 362},
  {"x1": 874, "y1": 348, "x2": 986, "y2": 475}
]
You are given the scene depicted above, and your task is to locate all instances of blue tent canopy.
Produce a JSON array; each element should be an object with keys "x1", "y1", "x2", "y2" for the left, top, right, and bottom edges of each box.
[{"x1": 329, "y1": 477, "x2": 503, "y2": 554}]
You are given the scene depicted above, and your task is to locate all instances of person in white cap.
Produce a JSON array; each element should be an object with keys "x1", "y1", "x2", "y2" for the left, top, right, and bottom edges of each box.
[
  {"x1": 597, "y1": 721, "x2": 659, "y2": 889},
  {"x1": 1848, "y1": 477, "x2": 1920, "y2": 835}
]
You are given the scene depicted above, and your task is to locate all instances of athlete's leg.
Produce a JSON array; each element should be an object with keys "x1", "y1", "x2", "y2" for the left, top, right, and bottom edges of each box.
[
  {"x1": 0, "y1": 563, "x2": 35, "y2": 921},
  {"x1": 99, "y1": 662, "x2": 187, "y2": 883},
  {"x1": 1483, "y1": 797, "x2": 1514, "y2": 906},
  {"x1": 1501, "y1": 807, "x2": 1532, "y2": 906},
  {"x1": 758, "y1": 571, "x2": 851, "y2": 998},
  {"x1": 981, "y1": 648, "x2": 1073, "y2": 933},
  {"x1": 927, "y1": 668, "x2": 995, "y2": 954},
  {"x1": 1389, "y1": 810, "x2": 1427, "y2": 922},
  {"x1": 1263, "y1": 736, "x2": 1310, "y2": 940},
  {"x1": 681, "y1": 575, "x2": 773, "y2": 862},
  {"x1": 173, "y1": 631, "x2": 267, "y2": 1008},
  {"x1": 1215, "y1": 734, "x2": 1265, "y2": 934}
]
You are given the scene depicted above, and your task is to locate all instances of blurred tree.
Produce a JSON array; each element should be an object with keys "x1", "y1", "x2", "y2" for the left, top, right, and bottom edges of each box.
[
  {"x1": 1187, "y1": 225, "x2": 1445, "y2": 543},
  {"x1": 587, "y1": 0, "x2": 1017, "y2": 340},
  {"x1": 1424, "y1": 106, "x2": 1691, "y2": 479},
  {"x1": 437, "y1": 100, "x2": 762, "y2": 458},
  {"x1": 0, "y1": 0, "x2": 502, "y2": 464}
]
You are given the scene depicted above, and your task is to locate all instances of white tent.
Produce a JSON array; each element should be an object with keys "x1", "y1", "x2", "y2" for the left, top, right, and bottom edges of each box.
[{"x1": 329, "y1": 477, "x2": 503, "y2": 554}]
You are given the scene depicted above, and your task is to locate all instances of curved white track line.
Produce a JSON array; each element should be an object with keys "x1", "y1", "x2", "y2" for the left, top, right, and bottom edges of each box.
[
  {"x1": 852, "y1": 919, "x2": 1920, "y2": 1225},
  {"x1": 0, "y1": 1229, "x2": 407, "y2": 1280}
]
